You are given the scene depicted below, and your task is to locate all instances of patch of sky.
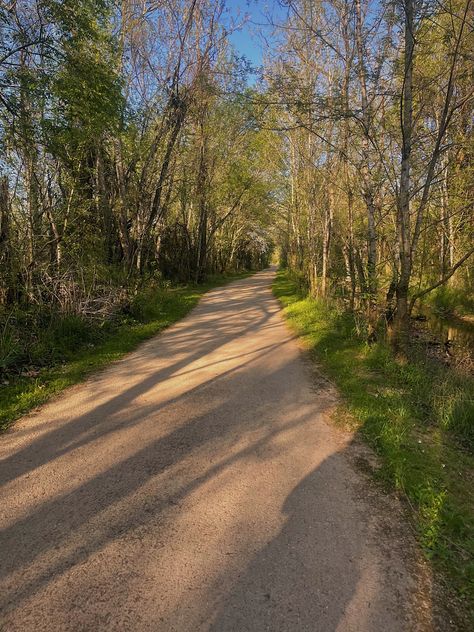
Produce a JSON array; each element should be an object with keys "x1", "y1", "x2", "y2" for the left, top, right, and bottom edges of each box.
[{"x1": 225, "y1": 0, "x2": 287, "y2": 84}]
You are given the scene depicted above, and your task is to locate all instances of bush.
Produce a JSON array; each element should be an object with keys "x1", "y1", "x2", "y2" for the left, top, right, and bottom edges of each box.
[
  {"x1": 429, "y1": 286, "x2": 474, "y2": 316},
  {"x1": 0, "y1": 320, "x2": 21, "y2": 374},
  {"x1": 31, "y1": 315, "x2": 101, "y2": 364},
  {"x1": 128, "y1": 288, "x2": 165, "y2": 322},
  {"x1": 0, "y1": 307, "x2": 104, "y2": 375}
]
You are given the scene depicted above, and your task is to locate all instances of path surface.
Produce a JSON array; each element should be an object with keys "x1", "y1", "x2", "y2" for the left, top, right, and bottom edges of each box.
[{"x1": 1, "y1": 269, "x2": 436, "y2": 631}]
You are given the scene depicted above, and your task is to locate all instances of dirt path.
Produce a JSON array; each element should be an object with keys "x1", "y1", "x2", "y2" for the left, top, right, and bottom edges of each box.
[{"x1": 0, "y1": 269, "x2": 439, "y2": 631}]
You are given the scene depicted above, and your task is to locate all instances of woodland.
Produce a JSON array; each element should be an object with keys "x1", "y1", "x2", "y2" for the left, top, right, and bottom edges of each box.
[
  {"x1": 0, "y1": 0, "x2": 473, "y2": 617},
  {"x1": 0, "y1": 0, "x2": 473, "y2": 346}
]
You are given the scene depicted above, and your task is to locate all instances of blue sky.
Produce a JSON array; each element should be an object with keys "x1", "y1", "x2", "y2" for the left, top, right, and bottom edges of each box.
[
  {"x1": 225, "y1": 0, "x2": 285, "y2": 70},
  {"x1": 226, "y1": 0, "x2": 262, "y2": 68}
]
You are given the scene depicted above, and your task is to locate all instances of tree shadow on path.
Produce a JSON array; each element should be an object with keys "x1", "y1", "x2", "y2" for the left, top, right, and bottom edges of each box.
[{"x1": 208, "y1": 448, "x2": 429, "y2": 632}]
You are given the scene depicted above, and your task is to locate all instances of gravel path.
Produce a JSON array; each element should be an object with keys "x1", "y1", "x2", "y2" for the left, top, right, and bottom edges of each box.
[{"x1": 0, "y1": 269, "x2": 437, "y2": 631}]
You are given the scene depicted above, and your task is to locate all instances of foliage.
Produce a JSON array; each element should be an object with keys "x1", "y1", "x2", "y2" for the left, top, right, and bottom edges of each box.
[{"x1": 428, "y1": 286, "x2": 474, "y2": 317}]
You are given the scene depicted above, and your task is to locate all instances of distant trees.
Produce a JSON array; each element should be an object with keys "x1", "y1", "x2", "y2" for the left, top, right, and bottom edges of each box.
[{"x1": 266, "y1": 0, "x2": 473, "y2": 342}]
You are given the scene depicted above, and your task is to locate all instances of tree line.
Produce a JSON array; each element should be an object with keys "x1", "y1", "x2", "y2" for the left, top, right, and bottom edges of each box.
[
  {"x1": 0, "y1": 0, "x2": 274, "y2": 318},
  {"x1": 0, "y1": 0, "x2": 472, "y2": 346},
  {"x1": 265, "y1": 0, "x2": 473, "y2": 341}
]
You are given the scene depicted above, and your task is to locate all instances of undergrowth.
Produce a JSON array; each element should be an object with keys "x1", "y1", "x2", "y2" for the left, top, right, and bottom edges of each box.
[
  {"x1": 0, "y1": 271, "x2": 250, "y2": 432},
  {"x1": 428, "y1": 285, "x2": 474, "y2": 317},
  {"x1": 273, "y1": 270, "x2": 474, "y2": 620}
]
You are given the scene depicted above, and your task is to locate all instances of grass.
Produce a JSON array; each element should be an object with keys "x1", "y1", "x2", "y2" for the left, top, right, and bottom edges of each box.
[
  {"x1": 0, "y1": 271, "x2": 251, "y2": 433},
  {"x1": 273, "y1": 270, "x2": 474, "y2": 621}
]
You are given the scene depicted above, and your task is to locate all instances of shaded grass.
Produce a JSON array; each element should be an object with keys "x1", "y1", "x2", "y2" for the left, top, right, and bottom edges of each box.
[
  {"x1": 273, "y1": 270, "x2": 474, "y2": 618},
  {"x1": 0, "y1": 271, "x2": 251, "y2": 432}
]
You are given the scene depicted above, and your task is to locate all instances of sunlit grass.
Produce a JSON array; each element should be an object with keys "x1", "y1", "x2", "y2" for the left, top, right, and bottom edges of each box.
[{"x1": 273, "y1": 270, "x2": 474, "y2": 614}]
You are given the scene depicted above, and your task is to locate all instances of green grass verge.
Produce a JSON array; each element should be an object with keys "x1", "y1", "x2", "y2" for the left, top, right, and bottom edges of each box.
[
  {"x1": 273, "y1": 270, "x2": 474, "y2": 618},
  {"x1": 0, "y1": 271, "x2": 251, "y2": 433}
]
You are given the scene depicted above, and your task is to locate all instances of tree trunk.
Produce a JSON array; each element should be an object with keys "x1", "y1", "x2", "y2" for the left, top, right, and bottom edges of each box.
[
  {"x1": 355, "y1": 0, "x2": 377, "y2": 312},
  {"x1": 195, "y1": 117, "x2": 208, "y2": 283},
  {"x1": 112, "y1": 138, "x2": 134, "y2": 268},
  {"x1": 0, "y1": 176, "x2": 14, "y2": 304},
  {"x1": 321, "y1": 182, "x2": 333, "y2": 298},
  {"x1": 394, "y1": 0, "x2": 414, "y2": 346}
]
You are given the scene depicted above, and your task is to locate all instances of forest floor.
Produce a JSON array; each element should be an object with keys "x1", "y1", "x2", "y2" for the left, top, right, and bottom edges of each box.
[
  {"x1": 273, "y1": 270, "x2": 473, "y2": 628},
  {"x1": 0, "y1": 268, "x2": 456, "y2": 631}
]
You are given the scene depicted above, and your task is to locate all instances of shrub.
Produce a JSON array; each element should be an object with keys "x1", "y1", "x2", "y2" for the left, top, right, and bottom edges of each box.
[
  {"x1": 0, "y1": 319, "x2": 21, "y2": 374},
  {"x1": 128, "y1": 288, "x2": 166, "y2": 322},
  {"x1": 429, "y1": 286, "x2": 474, "y2": 316}
]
